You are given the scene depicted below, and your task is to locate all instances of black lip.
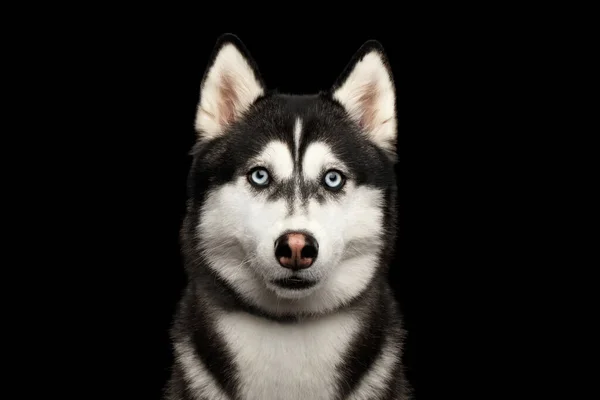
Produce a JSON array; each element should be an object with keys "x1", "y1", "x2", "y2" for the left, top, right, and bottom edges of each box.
[{"x1": 271, "y1": 277, "x2": 317, "y2": 290}]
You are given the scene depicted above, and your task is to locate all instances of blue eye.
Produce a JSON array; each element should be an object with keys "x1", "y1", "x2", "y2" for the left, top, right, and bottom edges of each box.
[
  {"x1": 249, "y1": 167, "x2": 270, "y2": 186},
  {"x1": 323, "y1": 170, "x2": 345, "y2": 191}
]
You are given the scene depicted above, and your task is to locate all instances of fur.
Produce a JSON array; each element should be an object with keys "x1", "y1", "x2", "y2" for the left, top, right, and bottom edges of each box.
[{"x1": 164, "y1": 33, "x2": 411, "y2": 400}]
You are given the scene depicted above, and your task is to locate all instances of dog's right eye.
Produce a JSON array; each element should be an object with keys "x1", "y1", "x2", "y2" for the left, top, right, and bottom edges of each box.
[{"x1": 248, "y1": 167, "x2": 271, "y2": 187}]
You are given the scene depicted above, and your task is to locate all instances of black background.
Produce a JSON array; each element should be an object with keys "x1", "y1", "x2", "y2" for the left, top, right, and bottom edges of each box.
[{"x1": 74, "y1": 18, "x2": 505, "y2": 399}]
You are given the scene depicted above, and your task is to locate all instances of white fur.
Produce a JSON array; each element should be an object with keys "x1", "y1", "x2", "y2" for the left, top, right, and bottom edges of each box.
[
  {"x1": 293, "y1": 118, "x2": 303, "y2": 214},
  {"x1": 198, "y1": 139, "x2": 384, "y2": 315},
  {"x1": 302, "y1": 142, "x2": 347, "y2": 181},
  {"x1": 175, "y1": 340, "x2": 229, "y2": 400},
  {"x1": 195, "y1": 43, "x2": 264, "y2": 141},
  {"x1": 216, "y1": 310, "x2": 360, "y2": 400},
  {"x1": 251, "y1": 140, "x2": 294, "y2": 180},
  {"x1": 333, "y1": 51, "x2": 396, "y2": 153},
  {"x1": 294, "y1": 118, "x2": 302, "y2": 164}
]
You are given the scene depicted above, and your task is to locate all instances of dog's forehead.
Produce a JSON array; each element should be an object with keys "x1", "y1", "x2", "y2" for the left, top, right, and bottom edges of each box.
[
  {"x1": 241, "y1": 96, "x2": 350, "y2": 175},
  {"x1": 238, "y1": 94, "x2": 359, "y2": 166}
]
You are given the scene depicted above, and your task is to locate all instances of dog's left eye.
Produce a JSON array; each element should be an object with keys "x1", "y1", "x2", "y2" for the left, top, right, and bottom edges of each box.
[
  {"x1": 248, "y1": 167, "x2": 270, "y2": 187},
  {"x1": 323, "y1": 170, "x2": 345, "y2": 191}
]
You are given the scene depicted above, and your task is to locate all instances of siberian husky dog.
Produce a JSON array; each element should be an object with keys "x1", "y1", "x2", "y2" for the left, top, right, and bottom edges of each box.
[{"x1": 164, "y1": 34, "x2": 411, "y2": 400}]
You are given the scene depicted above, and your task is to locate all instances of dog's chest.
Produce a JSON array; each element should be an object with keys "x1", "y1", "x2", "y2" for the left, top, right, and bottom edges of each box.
[{"x1": 216, "y1": 311, "x2": 359, "y2": 400}]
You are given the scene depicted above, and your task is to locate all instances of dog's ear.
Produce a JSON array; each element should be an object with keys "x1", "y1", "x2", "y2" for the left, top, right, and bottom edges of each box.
[
  {"x1": 331, "y1": 40, "x2": 397, "y2": 157},
  {"x1": 195, "y1": 34, "x2": 265, "y2": 142}
]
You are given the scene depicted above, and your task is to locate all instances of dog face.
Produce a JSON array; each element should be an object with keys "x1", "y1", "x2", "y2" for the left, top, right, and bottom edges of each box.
[{"x1": 185, "y1": 34, "x2": 398, "y2": 316}]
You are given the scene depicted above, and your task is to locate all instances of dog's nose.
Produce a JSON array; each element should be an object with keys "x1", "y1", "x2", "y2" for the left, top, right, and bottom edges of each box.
[{"x1": 274, "y1": 232, "x2": 318, "y2": 270}]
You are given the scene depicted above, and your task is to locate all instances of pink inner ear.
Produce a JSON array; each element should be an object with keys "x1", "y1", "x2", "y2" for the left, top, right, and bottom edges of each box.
[
  {"x1": 218, "y1": 73, "x2": 239, "y2": 127},
  {"x1": 357, "y1": 82, "x2": 379, "y2": 132}
]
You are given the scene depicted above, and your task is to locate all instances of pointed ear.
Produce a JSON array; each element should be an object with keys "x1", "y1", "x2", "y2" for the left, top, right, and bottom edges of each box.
[
  {"x1": 331, "y1": 40, "x2": 397, "y2": 157},
  {"x1": 194, "y1": 34, "x2": 265, "y2": 142}
]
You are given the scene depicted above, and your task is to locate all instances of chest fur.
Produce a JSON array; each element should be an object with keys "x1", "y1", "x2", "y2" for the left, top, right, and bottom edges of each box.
[{"x1": 216, "y1": 311, "x2": 360, "y2": 400}]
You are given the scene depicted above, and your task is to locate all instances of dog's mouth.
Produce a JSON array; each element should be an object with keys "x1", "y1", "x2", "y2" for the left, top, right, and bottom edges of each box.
[{"x1": 271, "y1": 277, "x2": 318, "y2": 290}]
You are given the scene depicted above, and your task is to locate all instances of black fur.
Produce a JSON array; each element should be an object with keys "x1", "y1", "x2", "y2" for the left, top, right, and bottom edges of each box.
[{"x1": 164, "y1": 33, "x2": 411, "y2": 399}]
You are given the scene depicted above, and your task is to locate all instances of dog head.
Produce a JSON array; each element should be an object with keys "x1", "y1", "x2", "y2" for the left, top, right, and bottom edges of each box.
[{"x1": 184, "y1": 34, "x2": 398, "y2": 316}]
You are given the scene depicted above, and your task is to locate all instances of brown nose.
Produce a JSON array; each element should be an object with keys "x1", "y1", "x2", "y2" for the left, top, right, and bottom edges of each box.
[{"x1": 274, "y1": 232, "x2": 319, "y2": 270}]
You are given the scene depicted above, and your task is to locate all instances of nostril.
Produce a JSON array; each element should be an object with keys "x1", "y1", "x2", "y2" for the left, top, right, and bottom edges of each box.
[
  {"x1": 275, "y1": 241, "x2": 292, "y2": 259},
  {"x1": 301, "y1": 245, "x2": 318, "y2": 259},
  {"x1": 304, "y1": 235, "x2": 318, "y2": 250}
]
